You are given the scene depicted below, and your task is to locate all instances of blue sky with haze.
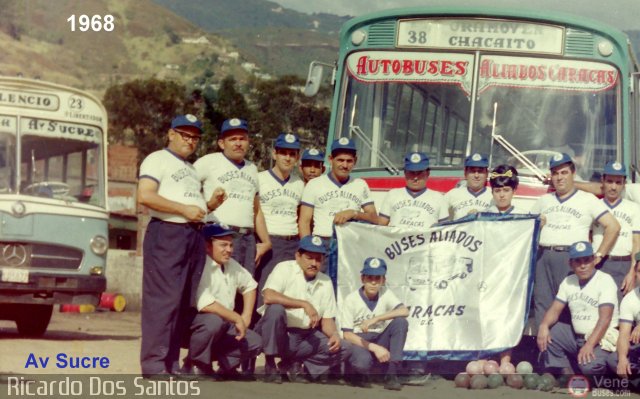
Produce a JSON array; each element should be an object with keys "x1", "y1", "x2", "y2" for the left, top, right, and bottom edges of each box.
[{"x1": 274, "y1": 0, "x2": 638, "y2": 30}]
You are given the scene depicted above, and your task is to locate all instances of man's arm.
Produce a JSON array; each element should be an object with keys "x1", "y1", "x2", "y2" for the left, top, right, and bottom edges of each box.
[
  {"x1": 263, "y1": 288, "x2": 319, "y2": 328},
  {"x1": 578, "y1": 305, "x2": 614, "y2": 365},
  {"x1": 623, "y1": 236, "x2": 640, "y2": 295},
  {"x1": 595, "y1": 213, "x2": 622, "y2": 262},
  {"x1": 240, "y1": 289, "x2": 257, "y2": 328},
  {"x1": 334, "y1": 203, "x2": 379, "y2": 225},
  {"x1": 575, "y1": 181, "x2": 603, "y2": 196},
  {"x1": 359, "y1": 305, "x2": 409, "y2": 333},
  {"x1": 537, "y1": 299, "x2": 566, "y2": 352},
  {"x1": 321, "y1": 317, "x2": 341, "y2": 353},
  {"x1": 343, "y1": 330, "x2": 390, "y2": 363},
  {"x1": 298, "y1": 205, "x2": 314, "y2": 237},
  {"x1": 200, "y1": 301, "x2": 246, "y2": 340},
  {"x1": 616, "y1": 322, "x2": 633, "y2": 378},
  {"x1": 253, "y1": 196, "x2": 272, "y2": 264},
  {"x1": 137, "y1": 178, "x2": 205, "y2": 222}
]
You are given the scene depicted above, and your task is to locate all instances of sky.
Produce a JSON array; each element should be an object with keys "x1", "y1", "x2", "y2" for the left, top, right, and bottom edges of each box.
[{"x1": 274, "y1": 0, "x2": 639, "y2": 30}]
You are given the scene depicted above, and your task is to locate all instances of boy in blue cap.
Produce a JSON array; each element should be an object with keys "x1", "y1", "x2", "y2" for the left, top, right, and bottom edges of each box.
[
  {"x1": 300, "y1": 148, "x2": 325, "y2": 184},
  {"x1": 537, "y1": 241, "x2": 619, "y2": 375},
  {"x1": 379, "y1": 152, "x2": 448, "y2": 228},
  {"x1": 444, "y1": 152, "x2": 493, "y2": 220},
  {"x1": 341, "y1": 257, "x2": 409, "y2": 390},
  {"x1": 592, "y1": 161, "x2": 640, "y2": 301}
]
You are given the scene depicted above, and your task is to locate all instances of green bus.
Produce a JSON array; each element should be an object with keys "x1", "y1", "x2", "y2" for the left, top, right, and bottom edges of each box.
[{"x1": 307, "y1": 7, "x2": 640, "y2": 205}]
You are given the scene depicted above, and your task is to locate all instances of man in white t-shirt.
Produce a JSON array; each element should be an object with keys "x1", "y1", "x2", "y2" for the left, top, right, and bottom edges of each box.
[
  {"x1": 537, "y1": 241, "x2": 619, "y2": 375},
  {"x1": 137, "y1": 114, "x2": 212, "y2": 378},
  {"x1": 592, "y1": 161, "x2": 640, "y2": 301},
  {"x1": 184, "y1": 223, "x2": 262, "y2": 380},
  {"x1": 444, "y1": 153, "x2": 493, "y2": 220},
  {"x1": 341, "y1": 257, "x2": 409, "y2": 390},
  {"x1": 194, "y1": 118, "x2": 271, "y2": 276},
  {"x1": 257, "y1": 133, "x2": 304, "y2": 307},
  {"x1": 379, "y1": 152, "x2": 448, "y2": 228},
  {"x1": 255, "y1": 235, "x2": 352, "y2": 384},
  {"x1": 530, "y1": 153, "x2": 620, "y2": 327}
]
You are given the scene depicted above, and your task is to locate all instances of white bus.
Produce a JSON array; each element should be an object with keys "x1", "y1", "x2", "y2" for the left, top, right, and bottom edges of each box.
[{"x1": 0, "y1": 77, "x2": 108, "y2": 336}]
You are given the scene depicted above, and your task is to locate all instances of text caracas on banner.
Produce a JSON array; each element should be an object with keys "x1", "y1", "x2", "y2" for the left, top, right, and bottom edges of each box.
[{"x1": 335, "y1": 215, "x2": 538, "y2": 360}]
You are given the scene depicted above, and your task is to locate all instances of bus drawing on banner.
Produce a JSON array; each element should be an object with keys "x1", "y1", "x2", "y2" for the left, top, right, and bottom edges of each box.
[
  {"x1": 0, "y1": 77, "x2": 108, "y2": 336},
  {"x1": 305, "y1": 8, "x2": 640, "y2": 207}
]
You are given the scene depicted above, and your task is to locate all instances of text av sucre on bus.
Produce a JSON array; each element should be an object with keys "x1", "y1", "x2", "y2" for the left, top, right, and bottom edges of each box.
[
  {"x1": 24, "y1": 118, "x2": 97, "y2": 138},
  {"x1": 6, "y1": 376, "x2": 201, "y2": 396}
]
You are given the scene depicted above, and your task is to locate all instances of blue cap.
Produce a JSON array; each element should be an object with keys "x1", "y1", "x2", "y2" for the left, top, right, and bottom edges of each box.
[
  {"x1": 274, "y1": 133, "x2": 301, "y2": 150},
  {"x1": 361, "y1": 257, "x2": 387, "y2": 276},
  {"x1": 464, "y1": 153, "x2": 489, "y2": 168},
  {"x1": 221, "y1": 118, "x2": 248, "y2": 136},
  {"x1": 569, "y1": 241, "x2": 594, "y2": 260},
  {"x1": 171, "y1": 114, "x2": 203, "y2": 132},
  {"x1": 549, "y1": 153, "x2": 574, "y2": 170},
  {"x1": 330, "y1": 137, "x2": 356, "y2": 154},
  {"x1": 404, "y1": 152, "x2": 430, "y2": 171},
  {"x1": 201, "y1": 223, "x2": 236, "y2": 239},
  {"x1": 603, "y1": 161, "x2": 626, "y2": 177},
  {"x1": 301, "y1": 148, "x2": 324, "y2": 162},
  {"x1": 298, "y1": 235, "x2": 326, "y2": 254}
]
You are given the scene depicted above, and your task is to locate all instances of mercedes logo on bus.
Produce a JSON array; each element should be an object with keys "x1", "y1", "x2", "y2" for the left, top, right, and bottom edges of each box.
[{"x1": 2, "y1": 244, "x2": 28, "y2": 266}]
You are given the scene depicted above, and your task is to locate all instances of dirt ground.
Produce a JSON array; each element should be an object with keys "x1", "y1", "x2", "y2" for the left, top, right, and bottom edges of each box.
[{"x1": 0, "y1": 310, "x2": 637, "y2": 398}]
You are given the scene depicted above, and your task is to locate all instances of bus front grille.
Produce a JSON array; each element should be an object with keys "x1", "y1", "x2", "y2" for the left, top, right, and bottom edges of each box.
[{"x1": 0, "y1": 242, "x2": 83, "y2": 269}]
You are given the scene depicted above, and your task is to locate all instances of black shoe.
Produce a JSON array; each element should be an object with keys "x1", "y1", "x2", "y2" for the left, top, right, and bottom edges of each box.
[
  {"x1": 348, "y1": 374, "x2": 371, "y2": 388},
  {"x1": 219, "y1": 367, "x2": 256, "y2": 382},
  {"x1": 286, "y1": 362, "x2": 308, "y2": 384},
  {"x1": 189, "y1": 364, "x2": 222, "y2": 381},
  {"x1": 263, "y1": 365, "x2": 283, "y2": 384},
  {"x1": 384, "y1": 375, "x2": 402, "y2": 391}
]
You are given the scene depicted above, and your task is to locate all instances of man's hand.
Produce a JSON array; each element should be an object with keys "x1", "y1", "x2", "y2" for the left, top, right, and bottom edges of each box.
[
  {"x1": 631, "y1": 325, "x2": 640, "y2": 344},
  {"x1": 327, "y1": 333, "x2": 341, "y2": 353},
  {"x1": 182, "y1": 205, "x2": 205, "y2": 222},
  {"x1": 537, "y1": 325, "x2": 551, "y2": 352},
  {"x1": 241, "y1": 312, "x2": 252, "y2": 329},
  {"x1": 233, "y1": 314, "x2": 247, "y2": 341},
  {"x1": 255, "y1": 242, "x2": 271, "y2": 264},
  {"x1": 334, "y1": 210, "x2": 357, "y2": 225},
  {"x1": 303, "y1": 302, "x2": 320, "y2": 328},
  {"x1": 207, "y1": 187, "x2": 227, "y2": 212},
  {"x1": 370, "y1": 343, "x2": 391, "y2": 363},
  {"x1": 360, "y1": 318, "x2": 378, "y2": 333},
  {"x1": 622, "y1": 271, "x2": 636, "y2": 296},
  {"x1": 577, "y1": 343, "x2": 596, "y2": 365},
  {"x1": 618, "y1": 356, "x2": 632, "y2": 379}
]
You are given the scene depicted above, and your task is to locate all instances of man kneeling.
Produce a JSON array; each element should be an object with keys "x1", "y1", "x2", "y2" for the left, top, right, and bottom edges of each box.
[
  {"x1": 185, "y1": 223, "x2": 262, "y2": 380},
  {"x1": 340, "y1": 257, "x2": 409, "y2": 390},
  {"x1": 256, "y1": 235, "x2": 351, "y2": 383}
]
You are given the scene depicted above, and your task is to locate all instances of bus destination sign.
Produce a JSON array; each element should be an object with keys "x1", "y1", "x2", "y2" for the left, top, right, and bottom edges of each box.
[
  {"x1": 397, "y1": 19, "x2": 565, "y2": 55},
  {"x1": 0, "y1": 89, "x2": 59, "y2": 111}
]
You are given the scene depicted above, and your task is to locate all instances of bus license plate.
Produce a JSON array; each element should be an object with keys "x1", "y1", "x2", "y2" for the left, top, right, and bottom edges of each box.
[{"x1": 1, "y1": 268, "x2": 29, "y2": 283}]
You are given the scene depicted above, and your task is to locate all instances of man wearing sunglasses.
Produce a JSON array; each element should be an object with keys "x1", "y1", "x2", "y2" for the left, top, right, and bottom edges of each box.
[{"x1": 137, "y1": 114, "x2": 210, "y2": 378}]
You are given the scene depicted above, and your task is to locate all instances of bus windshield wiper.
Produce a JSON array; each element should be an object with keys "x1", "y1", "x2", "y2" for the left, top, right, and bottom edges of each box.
[
  {"x1": 348, "y1": 95, "x2": 400, "y2": 175},
  {"x1": 489, "y1": 102, "x2": 546, "y2": 182}
]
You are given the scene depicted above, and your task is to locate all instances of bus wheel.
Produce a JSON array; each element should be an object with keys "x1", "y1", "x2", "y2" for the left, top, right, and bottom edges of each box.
[{"x1": 15, "y1": 304, "x2": 53, "y2": 336}]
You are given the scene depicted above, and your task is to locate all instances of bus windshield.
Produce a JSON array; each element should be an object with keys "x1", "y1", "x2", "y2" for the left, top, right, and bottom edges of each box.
[
  {"x1": 0, "y1": 117, "x2": 105, "y2": 207},
  {"x1": 339, "y1": 50, "x2": 619, "y2": 181}
]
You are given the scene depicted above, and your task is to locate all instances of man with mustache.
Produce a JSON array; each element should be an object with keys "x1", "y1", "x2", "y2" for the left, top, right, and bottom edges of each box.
[{"x1": 444, "y1": 153, "x2": 493, "y2": 220}]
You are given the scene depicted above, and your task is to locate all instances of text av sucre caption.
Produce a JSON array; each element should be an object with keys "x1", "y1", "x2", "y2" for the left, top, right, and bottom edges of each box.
[
  {"x1": 24, "y1": 353, "x2": 110, "y2": 369},
  {"x1": 67, "y1": 15, "x2": 115, "y2": 32}
]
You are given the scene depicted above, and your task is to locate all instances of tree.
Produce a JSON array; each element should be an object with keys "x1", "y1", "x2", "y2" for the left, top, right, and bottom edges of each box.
[{"x1": 103, "y1": 78, "x2": 199, "y2": 164}]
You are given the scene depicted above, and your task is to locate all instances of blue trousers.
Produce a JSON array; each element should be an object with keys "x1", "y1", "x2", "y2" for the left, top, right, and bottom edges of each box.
[
  {"x1": 256, "y1": 236, "x2": 298, "y2": 308},
  {"x1": 534, "y1": 248, "x2": 572, "y2": 327},
  {"x1": 232, "y1": 232, "x2": 257, "y2": 276},
  {"x1": 598, "y1": 257, "x2": 630, "y2": 302},
  {"x1": 542, "y1": 322, "x2": 610, "y2": 374},
  {"x1": 347, "y1": 318, "x2": 408, "y2": 375}
]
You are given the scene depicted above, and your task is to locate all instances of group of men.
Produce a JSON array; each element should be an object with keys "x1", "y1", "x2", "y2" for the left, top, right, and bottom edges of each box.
[{"x1": 137, "y1": 113, "x2": 640, "y2": 387}]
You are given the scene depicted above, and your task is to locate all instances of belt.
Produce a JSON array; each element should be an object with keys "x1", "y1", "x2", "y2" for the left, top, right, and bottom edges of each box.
[
  {"x1": 605, "y1": 255, "x2": 632, "y2": 261},
  {"x1": 228, "y1": 225, "x2": 254, "y2": 235},
  {"x1": 540, "y1": 245, "x2": 570, "y2": 252},
  {"x1": 272, "y1": 235, "x2": 299, "y2": 241},
  {"x1": 151, "y1": 217, "x2": 203, "y2": 230}
]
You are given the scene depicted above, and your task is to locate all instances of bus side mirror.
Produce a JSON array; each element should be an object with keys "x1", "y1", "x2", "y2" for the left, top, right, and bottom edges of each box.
[{"x1": 304, "y1": 61, "x2": 335, "y2": 97}]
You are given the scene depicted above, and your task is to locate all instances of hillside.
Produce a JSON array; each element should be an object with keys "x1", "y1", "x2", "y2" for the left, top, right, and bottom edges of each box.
[{"x1": 0, "y1": 0, "x2": 249, "y2": 96}]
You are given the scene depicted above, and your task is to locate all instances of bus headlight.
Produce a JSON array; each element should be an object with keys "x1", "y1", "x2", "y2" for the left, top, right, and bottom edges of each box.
[
  {"x1": 90, "y1": 266, "x2": 104, "y2": 275},
  {"x1": 598, "y1": 40, "x2": 613, "y2": 57},
  {"x1": 90, "y1": 235, "x2": 108, "y2": 256},
  {"x1": 351, "y1": 29, "x2": 366, "y2": 46}
]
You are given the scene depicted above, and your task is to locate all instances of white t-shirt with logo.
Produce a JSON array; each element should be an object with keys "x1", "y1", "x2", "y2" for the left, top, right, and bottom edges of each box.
[
  {"x1": 556, "y1": 270, "x2": 619, "y2": 335},
  {"x1": 619, "y1": 287, "x2": 640, "y2": 325},
  {"x1": 195, "y1": 257, "x2": 257, "y2": 312},
  {"x1": 530, "y1": 190, "x2": 609, "y2": 246},
  {"x1": 194, "y1": 152, "x2": 259, "y2": 228},
  {"x1": 444, "y1": 186, "x2": 493, "y2": 220},
  {"x1": 379, "y1": 188, "x2": 448, "y2": 228},
  {"x1": 301, "y1": 174, "x2": 373, "y2": 237},
  {"x1": 139, "y1": 149, "x2": 206, "y2": 223},
  {"x1": 258, "y1": 170, "x2": 304, "y2": 236},
  {"x1": 340, "y1": 287, "x2": 402, "y2": 334},
  {"x1": 592, "y1": 198, "x2": 640, "y2": 256},
  {"x1": 258, "y1": 259, "x2": 337, "y2": 329}
]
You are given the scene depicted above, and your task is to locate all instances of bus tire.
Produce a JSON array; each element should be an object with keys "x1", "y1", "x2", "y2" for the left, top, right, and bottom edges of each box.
[{"x1": 15, "y1": 304, "x2": 53, "y2": 337}]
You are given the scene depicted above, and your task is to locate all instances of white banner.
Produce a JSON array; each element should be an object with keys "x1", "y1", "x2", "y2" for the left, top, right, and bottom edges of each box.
[{"x1": 335, "y1": 216, "x2": 538, "y2": 360}]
